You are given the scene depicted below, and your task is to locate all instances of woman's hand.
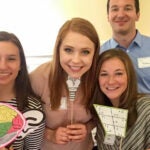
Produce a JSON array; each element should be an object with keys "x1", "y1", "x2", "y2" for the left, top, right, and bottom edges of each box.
[
  {"x1": 0, "y1": 146, "x2": 13, "y2": 150},
  {"x1": 67, "y1": 123, "x2": 87, "y2": 142},
  {"x1": 44, "y1": 126, "x2": 70, "y2": 144}
]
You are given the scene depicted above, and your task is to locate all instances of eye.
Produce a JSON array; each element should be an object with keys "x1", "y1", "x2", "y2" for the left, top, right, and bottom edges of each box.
[
  {"x1": 124, "y1": 6, "x2": 133, "y2": 11},
  {"x1": 115, "y1": 72, "x2": 124, "y2": 76},
  {"x1": 7, "y1": 56, "x2": 17, "y2": 61},
  {"x1": 82, "y1": 50, "x2": 90, "y2": 55},
  {"x1": 111, "y1": 8, "x2": 118, "y2": 12},
  {"x1": 64, "y1": 47, "x2": 73, "y2": 53},
  {"x1": 99, "y1": 72, "x2": 108, "y2": 77},
  {"x1": 110, "y1": 6, "x2": 119, "y2": 12}
]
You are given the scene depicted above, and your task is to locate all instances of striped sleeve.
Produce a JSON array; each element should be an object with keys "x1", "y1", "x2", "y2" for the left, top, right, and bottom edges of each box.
[
  {"x1": 11, "y1": 97, "x2": 45, "y2": 150},
  {"x1": 96, "y1": 96, "x2": 150, "y2": 150}
]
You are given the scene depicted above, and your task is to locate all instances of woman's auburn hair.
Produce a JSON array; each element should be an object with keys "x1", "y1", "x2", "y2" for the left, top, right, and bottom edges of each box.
[{"x1": 49, "y1": 18, "x2": 100, "y2": 110}]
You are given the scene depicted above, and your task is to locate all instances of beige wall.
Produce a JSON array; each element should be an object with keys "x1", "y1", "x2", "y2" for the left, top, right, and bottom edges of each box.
[
  {"x1": 2, "y1": 0, "x2": 146, "y2": 71},
  {"x1": 59, "y1": 0, "x2": 150, "y2": 43},
  {"x1": 1, "y1": 0, "x2": 149, "y2": 55}
]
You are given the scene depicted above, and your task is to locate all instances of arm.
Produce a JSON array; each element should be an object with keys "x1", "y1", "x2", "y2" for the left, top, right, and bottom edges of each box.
[
  {"x1": 29, "y1": 62, "x2": 51, "y2": 98},
  {"x1": 23, "y1": 97, "x2": 46, "y2": 149},
  {"x1": 86, "y1": 118, "x2": 96, "y2": 134},
  {"x1": 24, "y1": 122, "x2": 45, "y2": 149}
]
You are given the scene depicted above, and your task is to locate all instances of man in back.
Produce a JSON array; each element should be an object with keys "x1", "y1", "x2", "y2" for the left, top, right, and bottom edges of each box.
[{"x1": 101, "y1": 0, "x2": 150, "y2": 93}]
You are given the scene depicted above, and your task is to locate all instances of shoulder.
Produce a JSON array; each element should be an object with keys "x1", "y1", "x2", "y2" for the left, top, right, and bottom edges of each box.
[
  {"x1": 141, "y1": 34, "x2": 150, "y2": 42},
  {"x1": 29, "y1": 61, "x2": 51, "y2": 96},
  {"x1": 137, "y1": 96, "x2": 150, "y2": 115},
  {"x1": 138, "y1": 31, "x2": 150, "y2": 39},
  {"x1": 101, "y1": 39, "x2": 112, "y2": 52},
  {"x1": 27, "y1": 96, "x2": 43, "y2": 110},
  {"x1": 137, "y1": 96, "x2": 150, "y2": 104},
  {"x1": 30, "y1": 61, "x2": 51, "y2": 79},
  {"x1": 137, "y1": 31, "x2": 150, "y2": 42}
]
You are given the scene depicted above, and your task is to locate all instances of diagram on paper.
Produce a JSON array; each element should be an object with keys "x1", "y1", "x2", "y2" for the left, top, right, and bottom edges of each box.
[{"x1": 93, "y1": 104, "x2": 128, "y2": 137}]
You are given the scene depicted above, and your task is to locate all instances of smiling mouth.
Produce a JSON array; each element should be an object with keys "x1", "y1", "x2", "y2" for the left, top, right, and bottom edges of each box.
[
  {"x1": 0, "y1": 72, "x2": 10, "y2": 75},
  {"x1": 106, "y1": 87, "x2": 119, "y2": 91},
  {"x1": 0, "y1": 72, "x2": 11, "y2": 78},
  {"x1": 69, "y1": 66, "x2": 82, "y2": 71}
]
